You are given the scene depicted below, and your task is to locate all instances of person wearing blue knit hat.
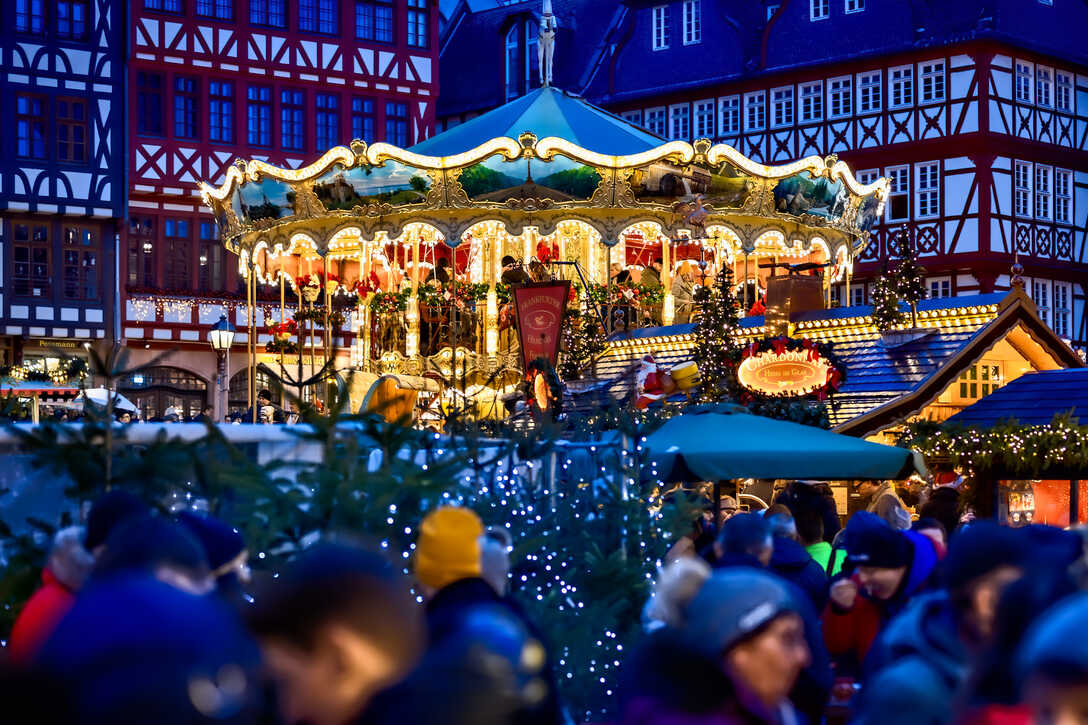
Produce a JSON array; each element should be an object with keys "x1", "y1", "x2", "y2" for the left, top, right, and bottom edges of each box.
[{"x1": 177, "y1": 511, "x2": 250, "y2": 604}]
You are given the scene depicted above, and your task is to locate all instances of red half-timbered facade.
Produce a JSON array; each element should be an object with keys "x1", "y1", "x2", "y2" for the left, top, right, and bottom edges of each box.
[
  {"x1": 123, "y1": 0, "x2": 439, "y2": 418},
  {"x1": 439, "y1": 0, "x2": 1088, "y2": 353}
]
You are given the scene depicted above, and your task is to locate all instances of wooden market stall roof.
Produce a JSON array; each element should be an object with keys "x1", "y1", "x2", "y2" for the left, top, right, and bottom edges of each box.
[
  {"x1": 571, "y1": 287, "x2": 1083, "y2": 436},
  {"x1": 944, "y1": 368, "x2": 1088, "y2": 428}
]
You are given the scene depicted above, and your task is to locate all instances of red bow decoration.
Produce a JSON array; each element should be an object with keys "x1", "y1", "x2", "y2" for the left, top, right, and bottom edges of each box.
[
  {"x1": 771, "y1": 336, "x2": 788, "y2": 355},
  {"x1": 826, "y1": 367, "x2": 843, "y2": 390}
]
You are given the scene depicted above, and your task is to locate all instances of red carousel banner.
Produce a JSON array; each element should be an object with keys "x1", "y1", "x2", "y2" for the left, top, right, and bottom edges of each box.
[{"x1": 512, "y1": 281, "x2": 571, "y2": 371}]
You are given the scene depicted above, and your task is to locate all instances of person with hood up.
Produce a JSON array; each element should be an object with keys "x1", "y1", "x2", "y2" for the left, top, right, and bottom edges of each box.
[
  {"x1": 413, "y1": 506, "x2": 563, "y2": 725},
  {"x1": 822, "y1": 511, "x2": 939, "y2": 675},
  {"x1": 1016, "y1": 591, "x2": 1088, "y2": 725},
  {"x1": 9, "y1": 526, "x2": 95, "y2": 664},
  {"x1": 766, "y1": 510, "x2": 828, "y2": 612},
  {"x1": 855, "y1": 480, "x2": 910, "y2": 530},
  {"x1": 619, "y1": 569, "x2": 812, "y2": 725},
  {"x1": 710, "y1": 512, "x2": 774, "y2": 569},
  {"x1": 852, "y1": 522, "x2": 1028, "y2": 725},
  {"x1": 773, "y1": 479, "x2": 841, "y2": 544}
]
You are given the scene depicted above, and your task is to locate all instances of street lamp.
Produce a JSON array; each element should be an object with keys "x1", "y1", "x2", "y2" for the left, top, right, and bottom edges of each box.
[{"x1": 208, "y1": 314, "x2": 236, "y2": 422}]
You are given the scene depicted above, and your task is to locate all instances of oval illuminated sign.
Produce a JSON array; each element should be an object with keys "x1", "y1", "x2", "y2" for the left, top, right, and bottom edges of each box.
[{"x1": 737, "y1": 350, "x2": 832, "y2": 397}]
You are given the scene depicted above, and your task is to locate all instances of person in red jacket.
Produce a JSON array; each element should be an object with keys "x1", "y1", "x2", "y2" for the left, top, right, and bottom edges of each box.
[
  {"x1": 821, "y1": 511, "x2": 939, "y2": 676},
  {"x1": 9, "y1": 526, "x2": 94, "y2": 663}
]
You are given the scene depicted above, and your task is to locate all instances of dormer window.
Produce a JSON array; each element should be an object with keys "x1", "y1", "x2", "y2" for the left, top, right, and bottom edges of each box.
[{"x1": 505, "y1": 20, "x2": 540, "y2": 101}]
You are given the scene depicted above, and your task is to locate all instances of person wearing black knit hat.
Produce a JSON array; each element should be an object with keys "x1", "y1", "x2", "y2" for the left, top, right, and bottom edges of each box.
[
  {"x1": 821, "y1": 511, "x2": 940, "y2": 676},
  {"x1": 853, "y1": 522, "x2": 1028, "y2": 725}
]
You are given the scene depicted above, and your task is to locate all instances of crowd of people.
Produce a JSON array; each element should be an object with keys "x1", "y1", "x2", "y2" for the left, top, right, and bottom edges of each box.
[{"x1": 5, "y1": 479, "x2": 1088, "y2": 725}]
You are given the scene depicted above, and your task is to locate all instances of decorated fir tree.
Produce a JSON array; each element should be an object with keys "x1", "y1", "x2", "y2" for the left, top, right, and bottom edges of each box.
[
  {"x1": 558, "y1": 309, "x2": 607, "y2": 380},
  {"x1": 692, "y1": 265, "x2": 742, "y2": 401},
  {"x1": 895, "y1": 240, "x2": 928, "y2": 328},
  {"x1": 871, "y1": 263, "x2": 906, "y2": 333}
]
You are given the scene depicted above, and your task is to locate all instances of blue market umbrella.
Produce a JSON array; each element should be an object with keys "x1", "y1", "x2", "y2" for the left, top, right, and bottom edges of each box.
[{"x1": 644, "y1": 409, "x2": 925, "y2": 482}]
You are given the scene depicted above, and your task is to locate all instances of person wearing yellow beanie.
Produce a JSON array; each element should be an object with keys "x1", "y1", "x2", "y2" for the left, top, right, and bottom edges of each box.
[{"x1": 413, "y1": 507, "x2": 484, "y2": 595}]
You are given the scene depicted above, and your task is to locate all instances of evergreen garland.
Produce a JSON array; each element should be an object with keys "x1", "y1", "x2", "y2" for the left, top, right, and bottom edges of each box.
[
  {"x1": 558, "y1": 309, "x2": 606, "y2": 380},
  {"x1": 895, "y1": 241, "x2": 928, "y2": 328},
  {"x1": 692, "y1": 264, "x2": 742, "y2": 402},
  {"x1": 871, "y1": 263, "x2": 906, "y2": 332}
]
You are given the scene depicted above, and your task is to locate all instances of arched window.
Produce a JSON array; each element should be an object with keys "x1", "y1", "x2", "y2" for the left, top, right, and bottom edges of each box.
[
  {"x1": 228, "y1": 368, "x2": 283, "y2": 413},
  {"x1": 119, "y1": 366, "x2": 208, "y2": 420},
  {"x1": 504, "y1": 20, "x2": 540, "y2": 101}
]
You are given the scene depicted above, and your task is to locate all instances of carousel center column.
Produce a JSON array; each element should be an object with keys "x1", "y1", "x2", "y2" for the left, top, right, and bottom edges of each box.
[
  {"x1": 485, "y1": 230, "x2": 499, "y2": 358},
  {"x1": 661, "y1": 231, "x2": 674, "y2": 325},
  {"x1": 406, "y1": 234, "x2": 420, "y2": 358}
]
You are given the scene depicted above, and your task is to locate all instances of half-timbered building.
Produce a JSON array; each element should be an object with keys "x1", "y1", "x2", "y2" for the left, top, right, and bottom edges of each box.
[
  {"x1": 438, "y1": 0, "x2": 1088, "y2": 352},
  {"x1": 122, "y1": 0, "x2": 441, "y2": 418},
  {"x1": 1, "y1": 0, "x2": 126, "y2": 372}
]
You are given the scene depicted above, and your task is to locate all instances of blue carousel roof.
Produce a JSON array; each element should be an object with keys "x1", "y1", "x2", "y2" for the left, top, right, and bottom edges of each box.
[{"x1": 412, "y1": 85, "x2": 665, "y2": 157}]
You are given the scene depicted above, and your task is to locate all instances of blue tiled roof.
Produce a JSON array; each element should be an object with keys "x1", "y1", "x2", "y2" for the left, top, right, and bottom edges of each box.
[
  {"x1": 415, "y1": 86, "x2": 664, "y2": 156},
  {"x1": 944, "y1": 369, "x2": 1088, "y2": 428}
]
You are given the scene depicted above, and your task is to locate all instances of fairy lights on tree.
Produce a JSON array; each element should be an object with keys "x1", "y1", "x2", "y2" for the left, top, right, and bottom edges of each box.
[
  {"x1": 691, "y1": 264, "x2": 741, "y2": 402},
  {"x1": 871, "y1": 262, "x2": 906, "y2": 333}
]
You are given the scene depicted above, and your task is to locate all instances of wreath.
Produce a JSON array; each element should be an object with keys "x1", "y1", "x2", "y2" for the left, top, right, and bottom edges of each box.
[
  {"x1": 738, "y1": 336, "x2": 847, "y2": 402},
  {"x1": 369, "y1": 290, "x2": 409, "y2": 315}
]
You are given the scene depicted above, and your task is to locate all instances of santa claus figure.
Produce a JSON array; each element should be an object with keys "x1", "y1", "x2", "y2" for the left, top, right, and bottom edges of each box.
[{"x1": 634, "y1": 353, "x2": 677, "y2": 409}]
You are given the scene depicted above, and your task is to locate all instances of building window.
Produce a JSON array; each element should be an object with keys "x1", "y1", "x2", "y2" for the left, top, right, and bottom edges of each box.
[
  {"x1": 694, "y1": 99, "x2": 714, "y2": 138},
  {"x1": 196, "y1": 0, "x2": 233, "y2": 20},
  {"x1": 928, "y1": 277, "x2": 951, "y2": 299},
  {"x1": 56, "y1": 98, "x2": 88, "y2": 163},
  {"x1": 128, "y1": 217, "x2": 156, "y2": 288},
  {"x1": 250, "y1": 0, "x2": 287, "y2": 28},
  {"x1": 719, "y1": 96, "x2": 740, "y2": 135},
  {"x1": 857, "y1": 169, "x2": 879, "y2": 186},
  {"x1": 356, "y1": 0, "x2": 394, "y2": 42},
  {"x1": 504, "y1": 21, "x2": 539, "y2": 101},
  {"x1": 351, "y1": 97, "x2": 375, "y2": 141},
  {"x1": 137, "y1": 72, "x2": 164, "y2": 136},
  {"x1": 621, "y1": 110, "x2": 643, "y2": 127},
  {"x1": 682, "y1": 0, "x2": 701, "y2": 45},
  {"x1": 799, "y1": 81, "x2": 822, "y2": 123},
  {"x1": 958, "y1": 363, "x2": 1002, "y2": 401},
  {"x1": 13, "y1": 222, "x2": 51, "y2": 298},
  {"x1": 504, "y1": 25, "x2": 520, "y2": 101},
  {"x1": 1054, "y1": 282, "x2": 1071, "y2": 337},
  {"x1": 1055, "y1": 71, "x2": 1073, "y2": 112},
  {"x1": 916, "y1": 162, "x2": 939, "y2": 219},
  {"x1": 1015, "y1": 61, "x2": 1033, "y2": 103},
  {"x1": 1014, "y1": 161, "x2": 1032, "y2": 217},
  {"x1": 850, "y1": 283, "x2": 866, "y2": 306},
  {"x1": 208, "y1": 81, "x2": 234, "y2": 143},
  {"x1": 652, "y1": 5, "x2": 669, "y2": 50},
  {"x1": 1035, "y1": 164, "x2": 1052, "y2": 220},
  {"x1": 886, "y1": 165, "x2": 909, "y2": 221},
  {"x1": 829, "y1": 76, "x2": 851, "y2": 118},
  {"x1": 16, "y1": 0, "x2": 45, "y2": 35},
  {"x1": 300, "y1": 0, "x2": 338, "y2": 34},
  {"x1": 810, "y1": 0, "x2": 829, "y2": 20},
  {"x1": 385, "y1": 101, "x2": 408, "y2": 146},
  {"x1": 669, "y1": 104, "x2": 690, "y2": 140},
  {"x1": 247, "y1": 86, "x2": 272, "y2": 147},
  {"x1": 16, "y1": 95, "x2": 47, "y2": 160},
  {"x1": 858, "y1": 71, "x2": 881, "y2": 113},
  {"x1": 62, "y1": 226, "x2": 97, "y2": 300},
  {"x1": 771, "y1": 87, "x2": 793, "y2": 128},
  {"x1": 766, "y1": 4, "x2": 779, "y2": 20},
  {"x1": 164, "y1": 219, "x2": 191, "y2": 291},
  {"x1": 890, "y1": 66, "x2": 913, "y2": 108},
  {"x1": 845, "y1": 0, "x2": 864, "y2": 12},
  {"x1": 57, "y1": 0, "x2": 90, "y2": 41},
  {"x1": 281, "y1": 89, "x2": 304, "y2": 151},
  {"x1": 143, "y1": 0, "x2": 182, "y2": 12},
  {"x1": 315, "y1": 93, "x2": 339, "y2": 150},
  {"x1": 407, "y1": 0, "x2": 428, "y2": 47},
  {"x1": 920, "y1": 61, "x2": 945, "y2": 104},
  {"x1": 1032, "y1": 280, "x2": 1050, "y2": 327},
  {"x1": 174, "y1": 77, "x2": 199, "y2": 140},
  {"x1": 1036, "y1": 67, "x2": 1052, "y2": 107},
  {"x1": 1055, "y1": 169, "x2": 1072, "y2": 224},
  {"x1": 744, "y1": 91, "x2": 765, "y2": 131},
  {"x1": 198, "y1": 221, "x2": 223, "y2": 292},
  {"x1": 646, "y1": 107, "x2": 666, "y2": 137}
]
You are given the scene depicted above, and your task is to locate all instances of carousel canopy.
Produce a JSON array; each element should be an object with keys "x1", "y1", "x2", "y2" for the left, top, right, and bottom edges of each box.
[{"x1": 411, "y1": 86, "x2": 664, "y2": 156}]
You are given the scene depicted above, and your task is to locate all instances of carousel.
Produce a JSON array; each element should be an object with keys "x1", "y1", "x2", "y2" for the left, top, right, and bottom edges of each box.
[{"x1": 198, "y1": 80, "x2": 887, "y2": 423}]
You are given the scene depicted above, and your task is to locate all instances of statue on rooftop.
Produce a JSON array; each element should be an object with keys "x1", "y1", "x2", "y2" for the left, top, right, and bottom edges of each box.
[{"x1": 539, "y1": 0, "x2": 557, "y2": 87}]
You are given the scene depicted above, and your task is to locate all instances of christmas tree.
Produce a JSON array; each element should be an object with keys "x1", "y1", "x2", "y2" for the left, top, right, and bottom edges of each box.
[
  {"x1": 558, "y1": 309, "x2": 607, "y2": 380},
  {"x1": 871, "y1": 262, "x2": 906, "y2": 333},
  {"x1": 692, "y1": 265, "x2": 741, "y2": 402},
  {"x1": 895, "y1": 239, "x2": 928, "y2": 328}
]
